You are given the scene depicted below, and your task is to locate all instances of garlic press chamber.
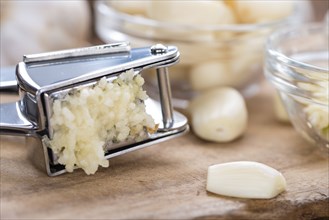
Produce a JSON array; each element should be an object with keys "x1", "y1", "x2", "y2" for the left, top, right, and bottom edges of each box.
[{"x1": 0, "y1": 42, "x2": 189, "y2": 176}]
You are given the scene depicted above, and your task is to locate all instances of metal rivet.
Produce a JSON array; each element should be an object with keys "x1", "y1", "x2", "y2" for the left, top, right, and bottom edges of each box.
[{"x1": 150, "y1": 44, "x2": 168, "y2": 55}]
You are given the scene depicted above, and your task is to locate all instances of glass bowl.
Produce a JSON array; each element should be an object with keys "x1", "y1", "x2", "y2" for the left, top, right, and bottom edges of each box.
[
  {"x1": 94, "y1": 0, "x2": 311, "y2": 108},
  {"x1": 265, "y1": 23, "x2": 329, "y2": 154}
]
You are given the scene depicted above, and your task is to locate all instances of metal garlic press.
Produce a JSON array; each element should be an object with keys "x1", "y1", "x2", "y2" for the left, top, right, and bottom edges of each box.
[{"x1": 0, "y1": 42, "x2": 189, "y2": 176}]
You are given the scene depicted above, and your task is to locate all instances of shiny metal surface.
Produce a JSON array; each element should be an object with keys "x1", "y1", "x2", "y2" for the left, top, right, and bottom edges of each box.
[
  {"x1": 152, "y1": 44, "x2": 174, "y2": 130},
  {"x1": 0, "y1": 102, "x2": 36, "y2": 135},
  {"x1": 0, "y1": 67, "x2": 18, "y2": 91},
  {"x1": 0, "y1": 42, "x2": 188, "y2": 176},
  {"x1": 18, "y1": 44, "x2": 179, "y2": 93},
  {"x1": 23, "y1": 42, "x2": 130, "y2": 63},
  {"x1": 156, "y1": 67, "x2": 174, "y2": 130}
]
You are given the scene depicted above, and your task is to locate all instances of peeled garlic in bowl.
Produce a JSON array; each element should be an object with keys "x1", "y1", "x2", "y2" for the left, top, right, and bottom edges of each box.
[
  {"x1": 109, "y1": 1, "x2": 150, "y2": 16},
  {"x1": 189, "y1": 87, "x2": 248, "y2": 142},
  {"x1": 232, "y1": 0, "x2": 294, "y2": 23},
  {"x1": 147, "y1": 1, "x2": 236, "y2": 25},
  {"x1": 273, "y1": 92, "x2": 290, "y2": 123},
  {"x1": 190, "y1": 61, "x2": 233, "y2": 91},
  {"x1": 145, "y1": 1, "x2": 236, "y2": 44}
]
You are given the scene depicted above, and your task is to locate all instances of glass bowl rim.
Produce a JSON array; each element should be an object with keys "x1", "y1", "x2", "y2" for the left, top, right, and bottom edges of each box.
[
  {"x1": 264, "y1": 22, "x2": 328, "y2": 107},
  {"x1": 265, "y1": 22, "x2": 329, "y2": 73},
  {"x1": 95, "y1": 0, "x2": 301, "y2": 32}
]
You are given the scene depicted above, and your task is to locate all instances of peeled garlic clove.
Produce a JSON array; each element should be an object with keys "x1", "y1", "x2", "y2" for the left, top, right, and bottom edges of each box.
[
  {"x1": 109, "y1": 1, "x2": 151, "y2": 16},
  {"x1": 146, "y1": 1, "x2": 236, "y2": 42},
  {"x1": 225, "y1": 31, "x2": 266, "y2": 87},
  {"x1": 145, "y1": 0, "x2": 237, "y2": 64},
  {"x1": 147, "y1": 1, "x2": 236, "y2": 25},
  {"x1": 189, "y1": 87, "x2": 247, "y2": 142},
  {"x1": 167, "y1": 65, "x2": 190, "y2": 82},
  {"x1": 227, "y1": 52, "x2": 262, "y2": 88},
  {"x1": 273, "y1": 92, "x2": 290, "y2": 123},
  {"x1": 232, "y1": 0, "x2": 294, "y2": 23},
  {"x1": 176, "y1": 42, "x2": 227, "y2": 66},
  {"x1": 207, "y1": 161, "x2": 287, "y2": 199},
  {"x1": 189, "y1": 61, "x2": 234, "y2": 91},
  {"x1": 304, "y1": 105, "x2": 329, "y2": 140}
]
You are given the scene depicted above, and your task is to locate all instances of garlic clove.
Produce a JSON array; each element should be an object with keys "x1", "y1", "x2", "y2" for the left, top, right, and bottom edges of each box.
[
  {"x1": 189, "y1": 61, "x2": 234, "y2": 91},
  {"x1": 207, "y1": 161, "x2": 287, "y2": 199},
  {"x1": 146, "y1": 0, "x2": 237, "y2": 43},
  {"x1": 232, "y1": 0, "x2": 294, "y2": 24},
  {"x1": 273, "y1": 92, "x2": 290, "y2": 123},
  {"x1": 175, "y1": 42, "x2": 227, "y2": 66},
  {"x1": 147, "y1": 1, "x2": 236, "y2": 25},
  {"x1": 189, "y1": 87, "x2": 248, "y2": 142},
  {"x1": 109, "y1": 1, "x2": 151, "y2": 16}
]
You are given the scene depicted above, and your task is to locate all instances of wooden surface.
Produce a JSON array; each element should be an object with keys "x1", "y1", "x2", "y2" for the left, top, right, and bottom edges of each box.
[{"x1": 0, "y1": 85, "x2": 328, "y2": 220}]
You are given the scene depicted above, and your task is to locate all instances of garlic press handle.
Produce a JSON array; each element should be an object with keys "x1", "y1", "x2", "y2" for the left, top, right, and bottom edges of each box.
[
  {"x1": 0, "y1": 67, "x2": 18, "y2": 92},
  {"x1": 0, "y1": 102, "x2": 36, "y2": 135},
  {"x1": 0, "y1": 67, "x2": 36, "y2": 135}
]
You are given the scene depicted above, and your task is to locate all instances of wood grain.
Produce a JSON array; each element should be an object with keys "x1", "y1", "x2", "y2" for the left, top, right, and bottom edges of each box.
[{"x1": 0, "y1": 85, "x2": 328, "y2": 220}]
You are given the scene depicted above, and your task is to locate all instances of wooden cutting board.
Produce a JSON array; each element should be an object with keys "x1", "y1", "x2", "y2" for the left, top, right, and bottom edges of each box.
[{"x1": 1, "y1": 83, "x2": 328, "y2": 220}]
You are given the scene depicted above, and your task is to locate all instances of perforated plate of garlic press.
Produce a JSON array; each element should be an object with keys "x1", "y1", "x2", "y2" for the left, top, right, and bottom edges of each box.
[{"x1": 0, "y1": 42, "x2": 189, "y2": 176}]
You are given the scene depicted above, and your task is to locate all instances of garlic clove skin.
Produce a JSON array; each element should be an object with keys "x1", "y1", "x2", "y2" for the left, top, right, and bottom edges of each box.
[
  {"x1": 189, "y1": 87, "x2": 248, "y2": 142},
  {"x1": 207, "y1": 161, "x2": 287, "y2": 199}
]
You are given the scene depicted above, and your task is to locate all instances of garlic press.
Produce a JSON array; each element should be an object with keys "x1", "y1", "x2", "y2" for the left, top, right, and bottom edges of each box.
[{"x1": 0, "y1": 42, "x2": 189, "y2": 176}]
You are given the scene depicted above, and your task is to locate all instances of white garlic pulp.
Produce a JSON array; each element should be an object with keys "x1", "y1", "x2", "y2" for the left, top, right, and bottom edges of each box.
[
  {"x1": 207, "y1": 161, "x2": 287, "y2": 199},
  {"x1": 48, "y1": 70, "x2": 156, "y2": 175}
]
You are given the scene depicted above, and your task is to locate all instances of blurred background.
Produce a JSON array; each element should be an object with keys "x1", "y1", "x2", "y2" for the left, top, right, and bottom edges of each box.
[{"x1": 1, "y1": 0, "x2": 327, "y2": 67}]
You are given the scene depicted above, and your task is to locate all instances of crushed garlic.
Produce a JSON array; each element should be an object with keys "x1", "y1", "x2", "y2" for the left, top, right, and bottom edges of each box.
[{"x1": 48, "y1": 70, "x2": 156, "y2": 174}]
